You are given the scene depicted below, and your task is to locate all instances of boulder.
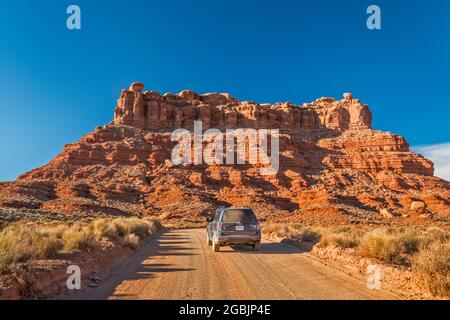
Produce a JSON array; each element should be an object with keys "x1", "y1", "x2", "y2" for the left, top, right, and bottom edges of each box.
[
  {"x1": 380, "y1": 208, "x2": 394, "y2": 219},
  {"x1": 129, "y1": 82, "x2": 144, "y2": 93},
  {"x1": 411, "y1": 201, "x2": 426, "y2": 212},
  {"x1": 178, "y1": 90, "x2": 198, "y2": 101}
]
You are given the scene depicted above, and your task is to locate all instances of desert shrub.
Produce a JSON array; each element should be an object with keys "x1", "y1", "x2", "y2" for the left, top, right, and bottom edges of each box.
[
  {"x1": 126, "y1": 218, "x2": 152, "y2": 238},
  {"x1": 145, "y1": 215, "x2": 162, "y2": 230},
  {"x1": 87, "y1": 215, "x2": 162, "y2": 248},
  {"x1": 0, "y1": 217, "x2": 161, "y2": 274},
  {"x1": 262, "y1": 224, "x2": 321, "y2": 243},
  {"x1": 262, "y1": 224, "x2": 278, "y2": 235},
  {"x1": 398, "y1": 231, "x2": 423, "y2": 254},
  {"x1": 123, "y1": 234, "x2": 140, "y2": 249},
  {"x1": 92, "y1": 217, "x2": 161, "y2": 248},
  {"x1": 30, "y1": 232, "x2": 63, "y2": 259},
  {"x1": 333, "y1": 226, "x2": 353, "y2": 233},
  {"x1": 51, "y1": 225, "x2": 70, "y2": 239},
  {"x1": 92, "y1": 219, "x2": 120, "y2": 241},
  {"x1": 319, "y1": 232, "x2": 359, "y2": 249},
  {"x1": 413, "y1": 241, "x2": 450, "y2": 298},
  {"x1": 111, "y1": 218, "x2": 130, "y2": 238},
  {"x1": 0, "y1": 223, "x2": 63, "y2": 274},
  {"x1": 424, "y1": 227, "x2": 450, "y2": 243},
  {"x1": 38, "y1": 224, "x2": 69, "y2": 240},
  {"x1": 359, "y1": 229, "x2": 403, "y2": 263},
  {"x1": 317, "y1": 227, "x2": 363, "y2": 249},
  {"x1": 62, "y1": 225, "x2": 97, "y2": 252},
  {"x1": 0, "y1": 229, "x2": 33, "y2": 273},
  {"x1": 292, "y1": 227, "x2": 321, "y2": 242},
  {"x1": 92, "y1": 217, "x2": 160, "y2": 241},
  {"x1": 358, "y1": 228, "x2": 427, "y2": 262}
]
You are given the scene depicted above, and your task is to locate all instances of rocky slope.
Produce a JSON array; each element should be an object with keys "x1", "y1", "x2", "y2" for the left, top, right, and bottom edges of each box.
[{"x1": 0, "y1": 83, "x2": 448, "y2": 227}]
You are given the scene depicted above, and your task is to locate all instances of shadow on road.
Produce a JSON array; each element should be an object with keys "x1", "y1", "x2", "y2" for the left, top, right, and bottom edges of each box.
[
  {"x1": 125, "y1": 264, "x2": 195, "y2": 281},
  {"x1": 217, "y1": 241, "x2": 314, "y2": 254},
  {"x1": 108, "y1": 234, "x2": 197, "y2": 299}
]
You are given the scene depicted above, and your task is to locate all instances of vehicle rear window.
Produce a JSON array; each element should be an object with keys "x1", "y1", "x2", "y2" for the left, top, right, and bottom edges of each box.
[{"x1": 221, "y1": 209, "x2": 256, "y2": 223}]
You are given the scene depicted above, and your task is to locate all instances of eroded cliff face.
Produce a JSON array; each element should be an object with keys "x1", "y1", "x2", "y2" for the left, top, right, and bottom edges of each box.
[
  {"x1": 0, "y1": 83, "x2": 448, "y2": 227},
  {"x1": 114, "y1": 83, "x2": 372, "y2": 132}
]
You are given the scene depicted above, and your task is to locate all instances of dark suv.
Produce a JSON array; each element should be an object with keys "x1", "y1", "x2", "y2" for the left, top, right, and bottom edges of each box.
[{"x1": 206, "y1": 207, "x2": 261, "y2": 252}]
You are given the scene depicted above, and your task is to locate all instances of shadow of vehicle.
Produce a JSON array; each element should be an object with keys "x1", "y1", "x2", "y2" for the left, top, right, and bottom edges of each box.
[{"x1": 217, "y1": 240, "x2": 314, "y2": 254}]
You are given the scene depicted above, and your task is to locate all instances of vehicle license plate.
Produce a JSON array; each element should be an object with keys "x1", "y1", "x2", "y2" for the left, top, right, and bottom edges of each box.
[{"x1": 236, "y1": 226, "x2": 244, "y2": 231}]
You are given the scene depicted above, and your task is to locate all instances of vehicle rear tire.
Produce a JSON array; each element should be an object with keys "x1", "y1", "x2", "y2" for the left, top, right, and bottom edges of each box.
[
  {"x1": 206, "y1": 232, "x2": 212, "y2": 246},
  {"x1": 253, "y1": 242, "x2": 261, "y2": 251},
  {"x1": 212, "y1": 235, "x2": 220, "y2": 252}
]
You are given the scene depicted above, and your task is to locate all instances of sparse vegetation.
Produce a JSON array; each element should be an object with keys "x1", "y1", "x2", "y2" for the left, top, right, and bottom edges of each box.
[
  {"x1": 0, "y1": 222, "x2": 63, "y2": 274},
  {"x1": 358, "y1": 228, "x2": 435, "y2": 263},
  {"x1": 91, "y1": 217, "x2": 159, "y2": 241},
  {"x1": 358, "y1": 229, "x2": 404, "y2": 263},
  {"x1": 123, "y1": 233, "x2": 140, "y2": 249},
  {"x1": 263, "y1": 223, "x2": 450, "y2": 298},
  {"x1": 413, "y1": 240, "x2": 450, "y2": 298},
  {"x1": 62, "y1": 225, "x2": 97, "y2": 252},
  {"x1": 0, "y1": 216, "x2": 161, "y2": 275},
  {"x1": 263, "y1": 223, "x2": 322, "y2": 243},
  {"x1": 264, "y1": 223, "x2": 361, "y2": 248},
  {"x1": 319, "y1": 230, "x2": 360, "y2": 249}
]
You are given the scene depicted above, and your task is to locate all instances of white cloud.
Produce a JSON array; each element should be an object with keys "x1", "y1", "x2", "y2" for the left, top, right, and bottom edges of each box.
[{"x1": 412, "y1": 143, "x2": 450, "y2": 181}]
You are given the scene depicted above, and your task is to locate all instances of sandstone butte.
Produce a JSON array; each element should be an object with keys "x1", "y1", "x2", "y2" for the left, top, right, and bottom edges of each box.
[{"x1": 0, "y1": 82, "x2": 449, "y2": 227}]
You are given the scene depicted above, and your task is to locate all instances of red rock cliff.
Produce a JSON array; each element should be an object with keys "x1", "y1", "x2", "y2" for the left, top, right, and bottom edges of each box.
[
  {"x1": 0, "y1": 83, "x2": 448, "y2": 227},
  {"x1": 114, "y1": 83, "x2": 372, "y2": 132}
]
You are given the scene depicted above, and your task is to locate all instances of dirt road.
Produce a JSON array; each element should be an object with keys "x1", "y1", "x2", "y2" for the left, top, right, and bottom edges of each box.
[{"x1": 86, "y1": 229, "x2": 399, "y2": 300}]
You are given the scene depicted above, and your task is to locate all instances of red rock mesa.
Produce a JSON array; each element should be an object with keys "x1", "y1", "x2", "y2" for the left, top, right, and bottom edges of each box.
[{"x1": 0, "y1": 83, "x2": 448, "y2": 226}]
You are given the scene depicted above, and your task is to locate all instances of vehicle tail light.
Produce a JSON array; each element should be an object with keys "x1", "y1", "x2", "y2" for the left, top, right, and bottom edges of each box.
[
  {"x1": 216, "y1": 222, "x2": 222, "y2": 231},
  {"x1": 250, "y1": 224, "x2": 260, "y2": 231}
]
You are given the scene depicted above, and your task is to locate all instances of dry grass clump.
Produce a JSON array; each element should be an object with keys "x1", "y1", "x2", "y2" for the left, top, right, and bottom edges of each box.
[
  {"x1": 261, "y1": 223, "x2": 284, "y2": 236},
  {"x1": 413, "y1": 239, "x2": 449, "y2": 298},
  {"x1": 62, "y1": 225, "x2": 97, "y2": 252},
  {"x1": 123, "y1": 234, "x2": 140, "y2": 249},
  {"x1": 164, "y1": 220, "x2": 206, "y2": 229},
  {"x1": 423, "y1": 227, "x2": 449, "y2": 243},
  {"x1": 358, "y1": 229, "x2": 404, "y2": 263},
  {"x1": 263, "y1": 223, "x2": 321, "y2": 243},
  {"x1": 264, "y1": 223, "x2": 361, "y2": 248},
  {"x1": 357, "y1": 228, "x2": 438, "y2": 263},
  {"x1": 0, "y1": 222, "x2": 63, "y2": 274},
  {"x1": 145, "y1": 216, "x2": 162, "y2": 230},
  {"x1": 0, "y1": 216, "x2": 161, "y2": 274},
  {"x1": 92, "y1": 217, "x2": 160, "y2": 241},
  {"x1": 319, "y1": 231, "x2": 360, "y2": 249},
  {"x1": 316, "y1": 226, "x2": 361, "y2": 249},
  {"x1": 397, "y1": 230, "x2": 424, "y2": 254}
]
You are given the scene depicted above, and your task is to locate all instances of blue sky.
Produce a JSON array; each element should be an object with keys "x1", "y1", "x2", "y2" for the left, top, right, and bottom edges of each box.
[{"x1": 0, "y1": 0, "x2": 449, "y2": 181}]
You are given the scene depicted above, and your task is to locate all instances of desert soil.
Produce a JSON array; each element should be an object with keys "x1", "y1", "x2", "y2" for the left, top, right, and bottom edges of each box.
[{"x1": 78, "y1": 229, "x2": 400, "y2": 300}]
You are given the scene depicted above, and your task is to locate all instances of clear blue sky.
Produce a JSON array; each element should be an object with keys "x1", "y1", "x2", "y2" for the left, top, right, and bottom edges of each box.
[{"x1": 0, "y1": 0, "x2": 449, "y2": 181}]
